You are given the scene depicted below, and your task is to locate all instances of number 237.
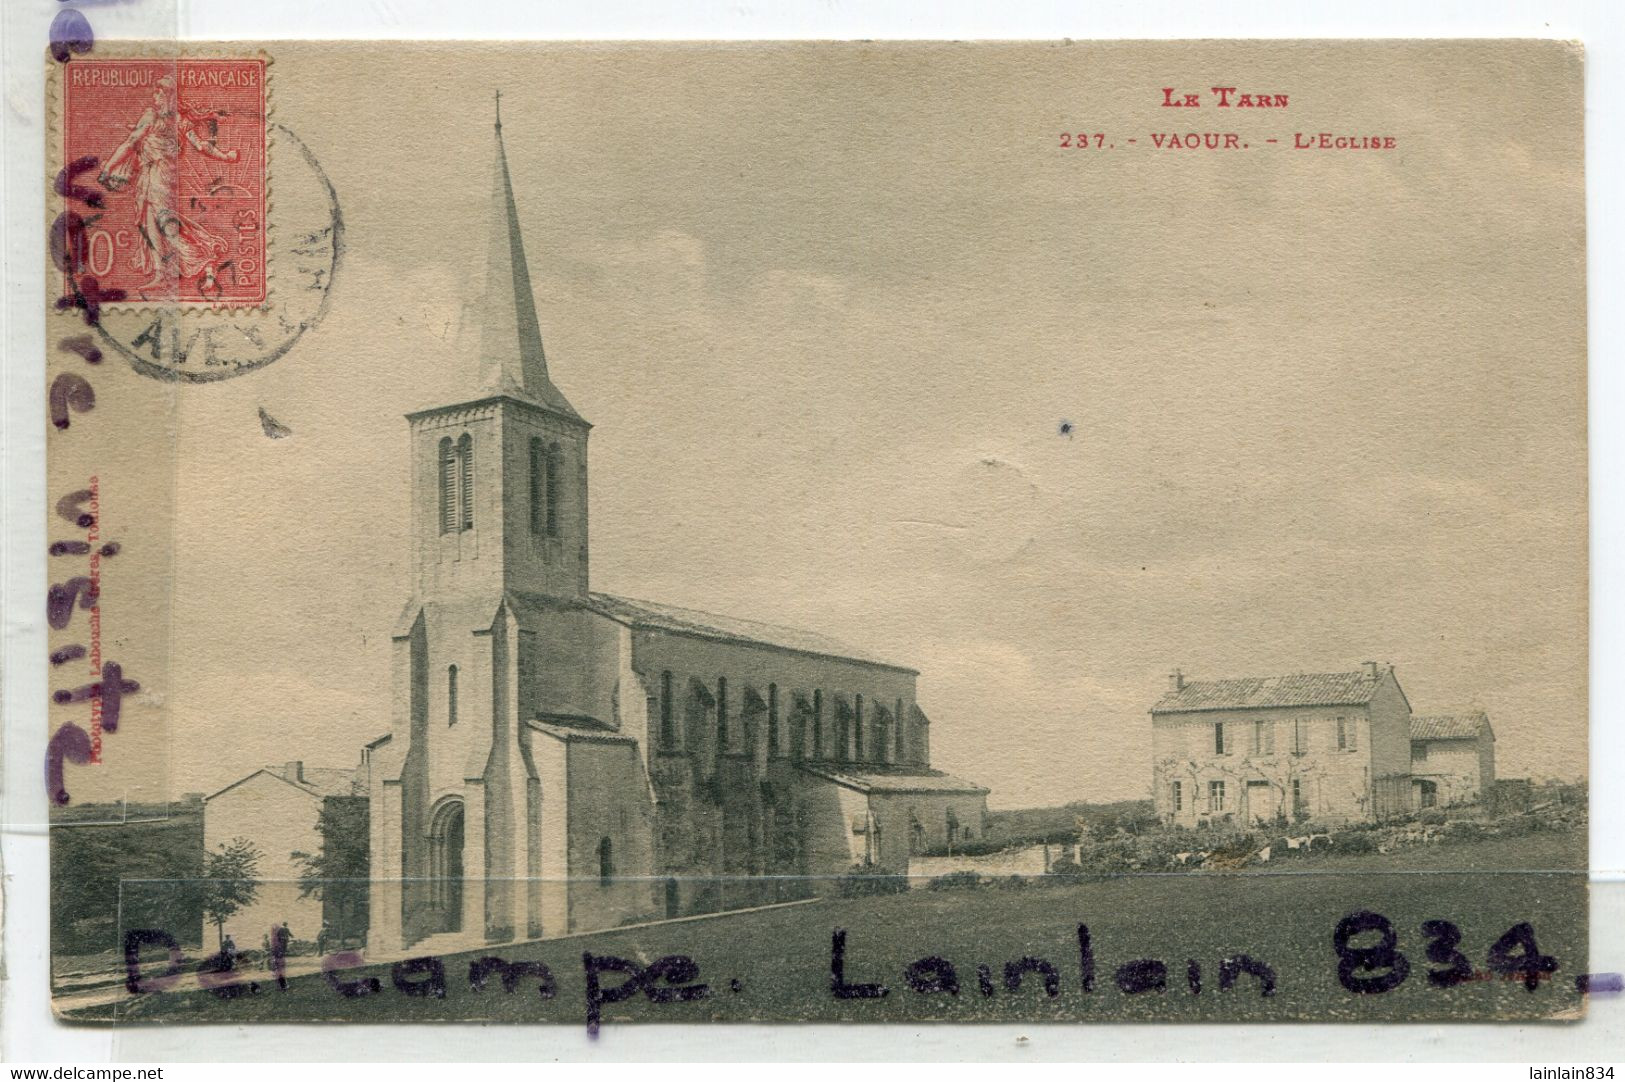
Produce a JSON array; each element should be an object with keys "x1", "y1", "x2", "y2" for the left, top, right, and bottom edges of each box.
[{"x1": 1060, "y1": 132, "x2": 1105, "y2": 148}]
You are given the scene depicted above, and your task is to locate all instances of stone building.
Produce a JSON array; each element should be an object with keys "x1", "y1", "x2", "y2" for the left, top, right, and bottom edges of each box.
[
  {"x1": 362, "y1": 108, "x2": 988, "y2": 955},
  {"x1": 1150, "y1": 663, "x2": 1414, "y2": 827},
  {"x1": 202, "y1": 761, "x2": 362, "y2": 948},
  {"x1": 1409, "y1": 712, "x2": 1496, "y2": 808}
]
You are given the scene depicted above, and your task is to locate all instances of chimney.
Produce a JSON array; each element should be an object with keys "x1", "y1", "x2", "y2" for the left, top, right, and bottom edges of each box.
[
  {"x1": 1363, "y1": 661, "x2": 1380, "y2": 680},
  {"x1": 284, "y1": 760, "x2": 304, "y2": 784},
  {"x1": 1168, "y1": 669, "x2": 1186, "y2": 693}
]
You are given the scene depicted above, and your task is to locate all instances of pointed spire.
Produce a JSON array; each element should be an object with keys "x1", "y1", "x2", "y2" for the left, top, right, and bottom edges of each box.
[{"x1": 473, "y1": 90, "x2": 582, "y2": 421}]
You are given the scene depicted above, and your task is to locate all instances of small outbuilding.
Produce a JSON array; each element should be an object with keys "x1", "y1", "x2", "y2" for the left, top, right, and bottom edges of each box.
[{"x1": 1409, "y1": 712, "x2": 1496, "y2": 808}]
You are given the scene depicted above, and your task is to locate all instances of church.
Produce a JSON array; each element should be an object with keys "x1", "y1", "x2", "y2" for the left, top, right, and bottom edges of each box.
[{"x1": 358, "y1": 107, "x2": 990, "y2": 956}]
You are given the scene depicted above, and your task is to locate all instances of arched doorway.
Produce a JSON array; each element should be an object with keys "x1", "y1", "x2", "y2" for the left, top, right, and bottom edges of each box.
[{"x1": 429, "y1": 798, "x2": 465, "y2": 933}]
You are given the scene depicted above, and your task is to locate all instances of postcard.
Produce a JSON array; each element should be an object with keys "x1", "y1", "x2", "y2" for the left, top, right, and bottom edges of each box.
[{"x1": 42, "y1": 39, "x2": 1588, "y2": 1028}]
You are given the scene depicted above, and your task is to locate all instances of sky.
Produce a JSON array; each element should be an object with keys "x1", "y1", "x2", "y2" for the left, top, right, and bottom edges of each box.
[{"x1": 56, "y1": 42, "x2": 1586, "y2": 810}]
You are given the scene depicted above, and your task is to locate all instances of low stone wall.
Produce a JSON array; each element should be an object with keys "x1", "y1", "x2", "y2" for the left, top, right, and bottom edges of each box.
[{"x1": 906, "y1": 843, "x2": 1052, "y2": 885}]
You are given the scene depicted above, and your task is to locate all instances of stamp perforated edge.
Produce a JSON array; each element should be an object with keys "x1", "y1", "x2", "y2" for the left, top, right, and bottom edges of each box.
[{"x1": 46, "y1": 45, "x2": 277, "y2": 319}]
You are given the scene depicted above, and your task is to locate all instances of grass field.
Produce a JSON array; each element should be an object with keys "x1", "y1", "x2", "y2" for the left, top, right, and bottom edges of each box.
[{"x1": 89, "y1": 830, "x2": 1588, "y2": 1028}]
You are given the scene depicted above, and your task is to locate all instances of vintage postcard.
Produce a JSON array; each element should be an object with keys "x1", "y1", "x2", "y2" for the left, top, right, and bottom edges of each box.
[{"x1": 41, "y1": 40, "x2": 1588, "y2": 1028}]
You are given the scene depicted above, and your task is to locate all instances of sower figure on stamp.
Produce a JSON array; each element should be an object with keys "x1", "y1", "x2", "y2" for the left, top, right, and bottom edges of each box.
[{"x1": 97, "y1": 75, "x2": 239, "y2": 298}]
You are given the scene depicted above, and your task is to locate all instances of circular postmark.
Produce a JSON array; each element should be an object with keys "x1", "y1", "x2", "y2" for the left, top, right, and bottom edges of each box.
[{"x1": 89, "y1": 124, "x2": 344, "y2": 382}]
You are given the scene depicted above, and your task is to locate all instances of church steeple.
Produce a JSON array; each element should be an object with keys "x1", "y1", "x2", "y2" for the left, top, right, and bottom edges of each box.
[
  {"x1": 475, "y1": 91, "x2": 582, "y2": 422},
  {"x1": 406, "y1": 93, "x2": 592, "y2": 603}
]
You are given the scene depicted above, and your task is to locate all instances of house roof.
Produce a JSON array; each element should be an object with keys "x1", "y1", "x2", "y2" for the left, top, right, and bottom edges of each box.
[
  {"x1": 799, "y1": 765, "x2": 989, "y2": 796},
  {"x1": 1411, "y1": 712, "x2": 1492, "y2": 741},
  {"x1": 206, "y1": 764, "x2": 359, "y2": 802},
  {"x1": 1152, "y1": 669, "x2": 1387, "y2": 713},
  {"x1": 588, "y1": 592, "x2": 915, "y2": 673}
]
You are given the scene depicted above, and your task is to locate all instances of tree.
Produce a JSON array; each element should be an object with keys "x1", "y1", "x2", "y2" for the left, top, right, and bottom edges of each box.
[
  {"x1": 292, "y1": 797, "x2": 369, "y2": 948},
  {"x1": 201, "y1": 837, "x2": 261, "y2": 950}
]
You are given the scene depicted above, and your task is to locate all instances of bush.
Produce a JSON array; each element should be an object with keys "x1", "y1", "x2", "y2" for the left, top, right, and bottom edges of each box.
[
  {"x1": 1419, "y1": 809, "x2": 1447, "y2": 826},
  {"x1": 929, "y1": 870, "x2": 983, "y2": 892},
  {"x1": 837, "y1": 865, "x2": 909, "y2": 898},
  {"x1": 1336, "y1": 830, "x2": 1381, "y2": 854},
  {"x1": 994, "y1": 874, "x2": 1035, "y2": 891},
  {"x1": 1046, "y1": 858, "x2": 1084, "y2": 880},
  {"x1": 1445, "y1": 820, "x2": 1485, "y2": 842}
]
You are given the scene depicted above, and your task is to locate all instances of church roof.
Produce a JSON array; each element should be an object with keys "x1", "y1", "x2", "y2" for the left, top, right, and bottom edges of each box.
[
  {"x1": 1152, "y1": 669, "x2": 1389, "y2": 714},
  {"x1": 800, "y1": 765, "x2": 989, "y2": 796},
  {"x1": 525, "y1": 717, "x2": 638, "y2": 744},
  {"x1": 416, "y1": 95, "x2": 583, "y2": 425},
  {"x1": 588, "y1": 592, "x2": 916, "y2": 673},
  {"x1": 1411, "y1": 712, "x2": 1492, "y2": 741}
]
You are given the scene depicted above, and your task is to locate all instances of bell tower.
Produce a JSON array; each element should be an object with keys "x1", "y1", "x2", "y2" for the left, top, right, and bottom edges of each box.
[
  {"x1": 374, "y1": 95, "x2": 591, "y2": 953},
  {"x1": 405, "y1": 94, "x2": 590, "y2": 602}
]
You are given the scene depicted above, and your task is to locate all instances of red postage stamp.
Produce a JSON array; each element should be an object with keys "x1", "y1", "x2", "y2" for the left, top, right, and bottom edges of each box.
[{"x1": 61, "y1": 58, "x2": 267, "y2": 308}]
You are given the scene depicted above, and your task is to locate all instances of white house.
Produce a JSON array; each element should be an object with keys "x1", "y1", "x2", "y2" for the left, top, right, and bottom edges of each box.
[{"x1": 202, "y1": 761, "x2": 359, "y2": 949}]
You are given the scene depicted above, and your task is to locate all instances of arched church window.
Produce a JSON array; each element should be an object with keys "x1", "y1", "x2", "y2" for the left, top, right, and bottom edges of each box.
[
  {"x1": 545, "y1": 443, "x2": 561, "y2": 537},
  {"x1": 448, "y1": 665, "x2": 459, "y2": 726},
  {"x1": 896, "y1": 698, "x2": 905, "y2": 761},
  {"x1": 716, "y1": 677, "x2": 729, "y2": 750},
  {"x1": 812, "y1": 690, "x2": 823, "y2": 759},
  {"x1": 528, "y1": 437, "x2": 544, "y2": 536},
  {"x1": 598, "y1": 836, "x2": 614, "y2": 885},
  {"x1": 438, "y1": 437, "x2": 456, "y2": 534},
  {"x1": 854, "y1": 695, "x2": 865, "y2": 760},
  {"x1": 456, "y1": 433, "x2": 474, "y2": 531},
  {"x1": 768, "y1": 683, "x2": 779, "y2": 756},
  {"x1": 661, "y1": 670, "x2": 675, "y2": 748}
]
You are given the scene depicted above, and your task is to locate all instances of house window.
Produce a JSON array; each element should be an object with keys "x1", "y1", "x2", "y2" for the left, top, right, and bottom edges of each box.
[
  {"x1": 528, "y1": 437, "x2": 545, "y2": 536},
  {"x1": 545, "y1": 443, "x2": 561, "y2": 537},
  {"x1": 1172, "y1": 780, "x2": 1183, "y2": 812},
  {"x1": 660, "y1": 670, "x2": 675, "y2": 748},
  {"x1": 1412, "y1": 741, "x2": 1428, "y2": 763},
  {"x1": 598, "y1": 837, "x2": 614, "y2": 885},
  {"x1": 1292, "y1": 778, "x2": 1305, "y2": 817},
  {"x1": 1214, "y1": 722, "x2": 1227, "y2": 755},
  {"x1": 438, "y1": 437, "x2": 457, "y2": 533},
  {"x1": 1253, "y1": 720, "x2": 1268, "y2": 755},
  {"x1": 854, "y1": 695, "x2": 865, "y2": 760},
  {"x1": 1345, "y1": 717, "x2": 1357, "y2": 750},
  {"x1": 1337, "y1": 717, "x2": 1348, "y2": 751},
  {"x1": 1208, "y1": 780, "x2": 1226, "y2": 812},
  {"x1": 1293, "y1": 720, "x2": 1308, "y2": 756},
  {"x1": 456, "y1": 433, "x2": 474, "y2": 531},
  {"x1": 447, "y1": 665, "x2": 459, "y2": 727},
  {"x1": 716, "y1": 677, "x2": 729, "y2": 750},
  {"x1": 768, "y1": 683, "x2": 780, "y2": 756}
]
